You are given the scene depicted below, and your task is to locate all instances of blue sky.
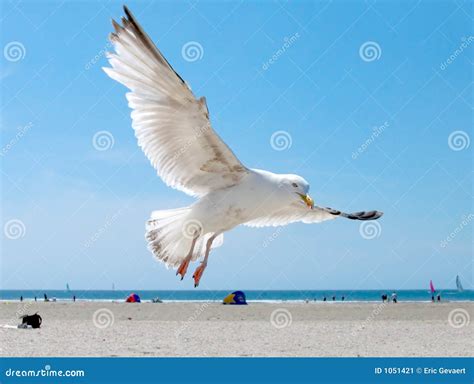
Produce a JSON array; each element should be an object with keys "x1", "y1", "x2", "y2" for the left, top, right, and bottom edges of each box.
[{"x1": 1, "y1": 0, "x2": 472, "y2": 290}]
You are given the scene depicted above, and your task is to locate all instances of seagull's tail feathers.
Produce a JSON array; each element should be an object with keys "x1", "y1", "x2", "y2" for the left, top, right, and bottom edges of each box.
[{"x1": 145, "y1": 207, "x2": 223, "y2": 269}]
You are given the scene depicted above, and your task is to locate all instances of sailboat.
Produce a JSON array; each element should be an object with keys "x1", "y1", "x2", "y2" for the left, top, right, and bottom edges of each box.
[
  {"x1": 456, "y1": 275, "x2": 464, "y2": 292},
  {"x1": 66, "y1": 283, "x2": 70, "y2": 292},
  {"x1": 430, "y1": 280, "x2": 435, "y2": 294}
]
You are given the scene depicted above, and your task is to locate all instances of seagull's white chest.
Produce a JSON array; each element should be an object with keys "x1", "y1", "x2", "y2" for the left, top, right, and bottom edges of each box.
[{"x1": 190, "y1": 170, "x2": 284, "y2": 233}]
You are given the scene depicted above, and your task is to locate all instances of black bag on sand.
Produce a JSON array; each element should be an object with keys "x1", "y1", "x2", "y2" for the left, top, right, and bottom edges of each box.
[{"x1": 20, "y1": 313, "x2": 42, "y2": 328}]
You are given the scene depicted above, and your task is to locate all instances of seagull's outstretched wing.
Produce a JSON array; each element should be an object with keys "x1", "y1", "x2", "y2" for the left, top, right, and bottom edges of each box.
[
  {"x1": 245, "y1": 204, "x2": 383, "y2": 227},
  {"x1": 103, "y1": 6, "x2": 248, "y2": 197}
]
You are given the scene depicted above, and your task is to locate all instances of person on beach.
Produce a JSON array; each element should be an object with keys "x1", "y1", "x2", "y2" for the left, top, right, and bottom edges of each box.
[
  {"x1": 34, "y1": 296, "x2": 37, "y2": 302},
  {"x1": 44, "y1": 294, "x2": 49, "y2": 302},
  {"x1": 437, "y1": 294, "x2": 441, "y2": 302},
  {"x1": 391, "y1": 292, "x2": 397, "y2": 303},
  {"x1": 341, "y1": 296, "x2": 345, "y2": 301},
  {"x1": 73, "y1": 295, "x2": 76, "y2": 302},
  {"x1": 20, "y1": 296, "x2": 23, "y2": 302},
  {"x1": 332, "y1": 296, "x2": 336, "y2": 301},
  {"x1": 323, "y1": 296, "x2": 327, "y2": 301},
  {"x1": 431, "y1": 295, "x2": 435, "y2": 302}
]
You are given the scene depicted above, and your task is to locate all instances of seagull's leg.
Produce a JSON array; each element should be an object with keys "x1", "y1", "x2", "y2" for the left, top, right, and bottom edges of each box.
[
  {"x1": 193, "y1": 233, "x2": 218, "y2": 288},
  {"x1": 176, "y1": 231, "x2": 199, "y2": 280}
]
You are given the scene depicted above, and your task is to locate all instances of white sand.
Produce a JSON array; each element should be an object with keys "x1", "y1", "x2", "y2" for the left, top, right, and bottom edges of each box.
[{"x1": 1, "y1": 301, "x2": 472, "y2": 357}]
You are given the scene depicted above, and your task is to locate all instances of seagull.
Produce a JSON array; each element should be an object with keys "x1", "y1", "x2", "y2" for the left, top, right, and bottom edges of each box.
[{"x1": 104, "y1": 6, "x2": 383, "y2": 287}]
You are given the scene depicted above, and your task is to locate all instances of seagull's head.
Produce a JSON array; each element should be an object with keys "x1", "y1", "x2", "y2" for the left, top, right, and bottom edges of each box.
[{"x1": 279, "y1": 174, "x2": 314, "y2": 209}]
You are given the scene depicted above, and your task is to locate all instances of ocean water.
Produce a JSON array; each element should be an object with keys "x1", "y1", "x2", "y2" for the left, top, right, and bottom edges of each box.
[{"x1": 1, "y1": 289, "x2": 473, "y2": 302}]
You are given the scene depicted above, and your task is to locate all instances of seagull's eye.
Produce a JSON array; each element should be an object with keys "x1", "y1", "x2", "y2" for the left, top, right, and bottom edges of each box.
[{"x1": 292, "y1": 183, "x2": 298, "y2": 188}]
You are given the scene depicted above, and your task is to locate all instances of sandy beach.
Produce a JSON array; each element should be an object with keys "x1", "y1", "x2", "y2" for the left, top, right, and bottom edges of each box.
[{"x1": 1, "y1": 301, "x2": 472, "y2": 357}]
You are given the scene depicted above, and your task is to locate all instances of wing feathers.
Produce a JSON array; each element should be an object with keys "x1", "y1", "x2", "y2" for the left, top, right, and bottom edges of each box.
[{"x1": 104, "y1": 7, "x2": 248, "y2": 197}]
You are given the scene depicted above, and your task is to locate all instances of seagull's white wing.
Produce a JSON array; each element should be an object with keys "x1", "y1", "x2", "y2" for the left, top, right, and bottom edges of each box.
[
  {"x1": 103, "y1": 6, "x2": 248, "y2": 197},
  {"x1": 245, "y1": 205, "x2": 383, "y2": 227}
]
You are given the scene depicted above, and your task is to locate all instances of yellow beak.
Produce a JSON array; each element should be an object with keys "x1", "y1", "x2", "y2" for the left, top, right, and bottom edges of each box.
[{"x1": 297, "y1": 193, "x2": 314, "y2": 209}]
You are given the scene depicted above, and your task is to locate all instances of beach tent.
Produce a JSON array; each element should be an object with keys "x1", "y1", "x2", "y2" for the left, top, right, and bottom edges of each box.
[
  {"x1": 125, "y1": 293, "x2": 141, "y2": 303},
  {"x1": 223, "y1": 291, "x2": 247, "y2": 305}
]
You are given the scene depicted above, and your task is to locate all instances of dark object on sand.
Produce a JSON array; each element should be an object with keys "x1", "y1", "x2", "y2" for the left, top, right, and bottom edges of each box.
[
  {"x1": 437, "y1": 294, "x2": 441, "y2": 302},
  {"x1": 20, "y1": 296, "x2": 23, "y2": 302},
  {"x1": 20, "y1": 313, "x2": 42, "y2": 329},
  {"x1": 44, "y1": 294, "x2": 49, "y2": 302},
  {"x1": 223, "y1": 291, "x2": 247, "y2": 305},
  {"x1": 152, "y1": 297, "x2": 163, "y2": 303},
  {"x1": 73, "y1": 295, "x2": 76, "y2": 302},
  {"x1": 126, "y1": 293, "x2": 141, "y2": 303},
  {"x1": 323, "y1": 297, "x2": 327, "y2": 302}
]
